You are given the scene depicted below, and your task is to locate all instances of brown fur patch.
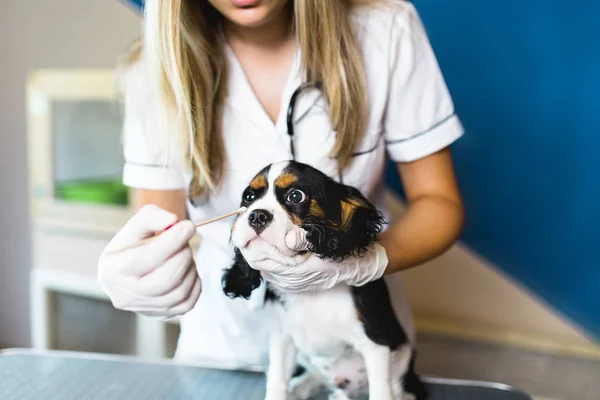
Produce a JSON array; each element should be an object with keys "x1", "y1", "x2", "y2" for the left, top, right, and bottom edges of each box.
[
  {"x1": 337, "y1": 197, "x2": 367, "y2": 230},
  {"x1": 275, "y1": 173, "x2": 297, "y2": 189},
  {"x1": 309, "y1": 200, "x2": 326, "y2": 218},
  {"x1": 290, "y1": 214, "x2": 303, "y2": 225},
  {"x1": 355, "y1": 306, "x2": 365, "y2": 323},
  {"x1": 249, "y1": 175, "x2": 267, "y2": 190}
]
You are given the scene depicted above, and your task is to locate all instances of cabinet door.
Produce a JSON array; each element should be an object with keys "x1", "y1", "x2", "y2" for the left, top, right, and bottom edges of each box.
[{"x1": 28, "y1": 70, "x2": 132, "y2": 235}]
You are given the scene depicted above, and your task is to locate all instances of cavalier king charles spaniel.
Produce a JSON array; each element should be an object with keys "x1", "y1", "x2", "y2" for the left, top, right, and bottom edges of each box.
[{"x1": 222, "y1": 161, "x2": 426, "y2": 400}]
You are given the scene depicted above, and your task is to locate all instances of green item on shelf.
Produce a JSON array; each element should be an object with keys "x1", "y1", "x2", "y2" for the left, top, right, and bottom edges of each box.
[{"x1": 55, "y1": 179, "x2": 129, "y2": 206}]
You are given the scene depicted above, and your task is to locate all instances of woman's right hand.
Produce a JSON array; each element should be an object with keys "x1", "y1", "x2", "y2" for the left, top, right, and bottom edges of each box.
[{"x1": 97, "y1": 204, "x2": 202, "y2": 318}]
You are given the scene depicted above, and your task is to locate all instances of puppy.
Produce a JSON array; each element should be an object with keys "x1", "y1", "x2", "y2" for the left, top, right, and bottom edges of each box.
[{"x1": 222, "y1": 161, "x2": 426, "y2": 400}]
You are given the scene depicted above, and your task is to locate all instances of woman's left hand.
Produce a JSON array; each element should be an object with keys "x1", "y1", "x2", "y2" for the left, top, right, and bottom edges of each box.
[{"x1": 247, "y1": 231, "x2": 389, "y2": 292}]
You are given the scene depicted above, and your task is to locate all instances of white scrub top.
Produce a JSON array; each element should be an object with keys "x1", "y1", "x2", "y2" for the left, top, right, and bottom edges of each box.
[{"x1": 120, "y1": 2, "x2": 464, "y2": 369}]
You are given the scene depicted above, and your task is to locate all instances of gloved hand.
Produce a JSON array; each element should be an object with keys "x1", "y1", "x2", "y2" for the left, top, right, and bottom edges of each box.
[
  {"x1": 97, "y1": 204, "x2": 202, "y2": 318},
  {"x1": 247, "y1": 230, "x2": 389, "y2": 292}
]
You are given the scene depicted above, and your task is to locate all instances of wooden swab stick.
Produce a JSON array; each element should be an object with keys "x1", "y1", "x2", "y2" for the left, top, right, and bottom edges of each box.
[
  {"x1": 111, "y1": 207, "x2": 247, "y2": 253},
  {"x1": 191, "y1": 207, "x2": 246, "y2": 228}
]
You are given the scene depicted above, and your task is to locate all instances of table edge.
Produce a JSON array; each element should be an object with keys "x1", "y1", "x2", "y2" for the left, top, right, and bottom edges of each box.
[
  {"x1": 420, "y1": 377, "x2": 533, "y2": 399},
  {"x1": 1, "y1": 348, "x2": 532, "y2": 398},
  {"x1": 0, "y1": 348, "x2": 266, "y2": 373}
]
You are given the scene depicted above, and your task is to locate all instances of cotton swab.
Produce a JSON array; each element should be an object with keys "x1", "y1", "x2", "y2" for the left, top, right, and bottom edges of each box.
[
  {"x1": 192, "y1": 207, "x2": 247, "y2": 228},
  {"x1": 111, "y1": 207, "x2": 247, "y2": 253}
]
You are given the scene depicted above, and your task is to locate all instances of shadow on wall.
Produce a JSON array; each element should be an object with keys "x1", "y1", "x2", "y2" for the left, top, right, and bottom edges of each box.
[{"x1": 385, "y1": 0, "x2": 600, "y2": 338}]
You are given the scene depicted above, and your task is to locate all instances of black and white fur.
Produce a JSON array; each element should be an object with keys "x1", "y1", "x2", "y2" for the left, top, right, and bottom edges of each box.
[{"x1": 222, "y1": 161, "x2": 426, "y2": 400}]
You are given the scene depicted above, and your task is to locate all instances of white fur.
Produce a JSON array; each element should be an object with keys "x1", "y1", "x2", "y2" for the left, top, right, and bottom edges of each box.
[
  {"x1": 231, "y1": 162, "x2": 413, "y2": 400},
  {"x1": 265, "y1": 287, "x2": 412, "y2": 400}
]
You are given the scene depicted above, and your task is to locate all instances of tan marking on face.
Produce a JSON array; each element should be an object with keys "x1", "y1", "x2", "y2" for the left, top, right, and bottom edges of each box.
[
  {"x1": 290, "y1": 213, "x2": 302, "y2": 225},
  {"x1": 275, "y1": 173, "x2": 297, "y2": 189},
  {"x1": 355, "y1": 306, "x2": 365, "y2": 323},
  {"x1": 309, "y1": 199, "x2": 326, "y2": 218},
  {"x1": 337, "y1": 197, "x2": 367, "y2": 230},
  {"x1": 249, "y1": 175, "x2": 267, "y2": 190}
]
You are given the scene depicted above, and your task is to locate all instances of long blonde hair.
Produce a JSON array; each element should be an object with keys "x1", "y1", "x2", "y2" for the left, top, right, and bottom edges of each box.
[{"x1": 141, "y1": 0, "x2": 382, "y2": 196}]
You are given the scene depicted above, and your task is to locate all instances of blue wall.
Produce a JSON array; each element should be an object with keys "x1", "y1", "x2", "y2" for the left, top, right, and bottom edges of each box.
[
  {"x1": 387, "y1": 0, "x2": 600, "y2": 338},
  {"x1": 123, "y1": 0, "x2": 143, "y2": 12}
]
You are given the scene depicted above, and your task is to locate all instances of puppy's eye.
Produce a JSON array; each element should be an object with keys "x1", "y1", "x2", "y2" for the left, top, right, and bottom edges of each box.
[
  {"x1": 287, "y1": 189, "x2": 306, "y2": 204},
  {"x1": 243, "y1": 190, "x2": 256, "y2": 204}
]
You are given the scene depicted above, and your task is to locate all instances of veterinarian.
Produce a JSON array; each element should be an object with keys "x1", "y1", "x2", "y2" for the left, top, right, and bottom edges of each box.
[{"x1": 98, "y1": 0, "x2": 465, "y2": 368}]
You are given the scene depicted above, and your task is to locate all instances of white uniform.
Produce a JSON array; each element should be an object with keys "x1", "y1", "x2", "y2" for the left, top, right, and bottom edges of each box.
[{"x1": 121, "y1": 2, "x2": 463, "y2": 369}]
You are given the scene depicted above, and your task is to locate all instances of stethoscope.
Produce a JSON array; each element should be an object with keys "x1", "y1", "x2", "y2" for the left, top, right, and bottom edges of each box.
[
  {"x1": 286, "y1": 81, "x2": 322, "y2": 160},
  {"x1": 285, "y1": 80, "x2": 345, "y2": 183}
]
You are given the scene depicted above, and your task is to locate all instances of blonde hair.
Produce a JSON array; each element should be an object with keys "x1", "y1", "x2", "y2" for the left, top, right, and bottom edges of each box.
[{"x1": 140, "y1": 0, "x2": 383, "y2": 196}]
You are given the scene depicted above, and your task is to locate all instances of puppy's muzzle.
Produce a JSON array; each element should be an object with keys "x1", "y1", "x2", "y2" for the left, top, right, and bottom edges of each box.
[{"x1": 248, "y1": 209, "x2": 273, "y2": 235}]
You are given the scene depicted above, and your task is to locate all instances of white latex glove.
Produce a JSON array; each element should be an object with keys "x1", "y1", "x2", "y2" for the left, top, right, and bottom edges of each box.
[
  {"x1": 97, "y1": 204, "x2": 201, "y2": 318},
  {"x1": 247, "y1": 230, "x2": 389, "y2": 292}
]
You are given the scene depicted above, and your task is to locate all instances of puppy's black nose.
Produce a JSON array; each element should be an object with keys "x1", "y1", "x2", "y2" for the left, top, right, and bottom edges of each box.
[{"x1": 248, "y1": 209, "x2": 273, "y2": 234}]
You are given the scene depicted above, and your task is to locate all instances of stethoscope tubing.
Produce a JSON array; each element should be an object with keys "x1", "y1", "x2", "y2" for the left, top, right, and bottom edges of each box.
[
  {"x1": 286, "y1": 81, "x2": 322, "y2": 160},
  {"x1": 286, "y1": 81, "x2": 344, "y2": 183}
]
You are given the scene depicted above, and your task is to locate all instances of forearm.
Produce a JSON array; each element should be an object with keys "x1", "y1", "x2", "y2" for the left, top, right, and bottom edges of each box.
[
  {"x1": 131, "y1": 188, "x2": 188, "y2": 220},
  {"x1": 379, "y1": 194, "x2": 465, "y2": 274}
]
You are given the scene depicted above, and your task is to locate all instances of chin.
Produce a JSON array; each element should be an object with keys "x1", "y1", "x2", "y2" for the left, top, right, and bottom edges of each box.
[
  {"x1": 240, "y1": 235, "x2": 300, "y2": 263},
  {"x1": 227, "y1": 8, "x2": 274, "y2": 28},
  {"x1": 213, "y1": 0, "x2": 289, "y2": 29}
]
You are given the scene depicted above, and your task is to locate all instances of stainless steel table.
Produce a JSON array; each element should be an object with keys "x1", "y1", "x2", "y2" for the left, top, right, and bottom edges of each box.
[{"x1": 0, "y1": 349, "x2": 532, "y2": 399}]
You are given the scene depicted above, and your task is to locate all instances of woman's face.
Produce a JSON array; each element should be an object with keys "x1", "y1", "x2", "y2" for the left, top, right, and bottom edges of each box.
[{"x1": 207, "y1": 0, "x2": 290, "y2": 29}]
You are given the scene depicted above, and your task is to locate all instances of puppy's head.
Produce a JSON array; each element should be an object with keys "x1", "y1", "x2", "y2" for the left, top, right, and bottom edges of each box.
[
  {"x1": 233, "y1": 160, "x2": 386, "y2": 260},
  {"x1": 223, "y1": 161, "x2": 386, "y2": 299}
]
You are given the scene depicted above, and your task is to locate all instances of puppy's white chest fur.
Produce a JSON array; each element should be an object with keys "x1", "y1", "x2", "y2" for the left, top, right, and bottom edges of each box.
[{"x1": 273, "y1": 286, "x2": 364, "y2": 359}]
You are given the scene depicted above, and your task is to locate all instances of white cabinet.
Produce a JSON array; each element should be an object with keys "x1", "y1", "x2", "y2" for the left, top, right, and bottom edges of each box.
[
  {"x1": 26, "y1": 69, "x2": 181, "y2": 359},
  {"x1": 27, "y1": 69, "x2": 131, "y2": 235}
]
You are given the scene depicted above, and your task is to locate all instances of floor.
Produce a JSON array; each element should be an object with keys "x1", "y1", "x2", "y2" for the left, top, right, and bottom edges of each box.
[{"x1": 415, "y1": 333, "x2": 600, "y2": 400}]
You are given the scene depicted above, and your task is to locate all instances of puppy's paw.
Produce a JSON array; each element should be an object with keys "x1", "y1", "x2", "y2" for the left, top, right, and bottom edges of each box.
[
  {"x1": 289, "y1": 372, "x2": 324, "y2": 400},
  {"x1": 264, "y1": 391, "x2": 287, "y2": 400},
  {"x1": 327, "y1": 390, "x2": 352, "y2": 400},
  {"x1": 392, "y1": 388, "x2": 415, "y2": 400},
  {"x1": 264, "y1": 383, "x2": 288, "y2": 400}
]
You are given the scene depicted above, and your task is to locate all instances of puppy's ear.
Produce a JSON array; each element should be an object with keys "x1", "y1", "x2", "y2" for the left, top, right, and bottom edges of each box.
[
  {"x1": 335, "y1": 186, "x2": 387, "y2": 255},
  {"x1": 303, "y1": 186, "x2": 386, "y2": 261},
  {"x1": 222, "y1": 248, "x2": 262, "y2": 299}
]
